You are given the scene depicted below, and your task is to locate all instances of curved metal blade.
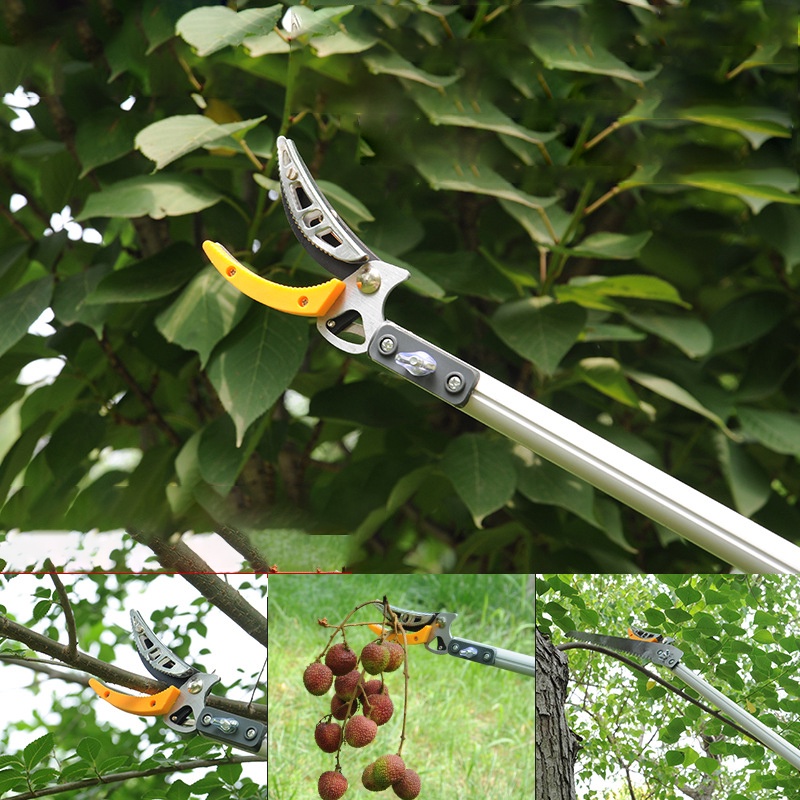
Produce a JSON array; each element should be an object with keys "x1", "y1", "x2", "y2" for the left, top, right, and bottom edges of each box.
[
  {"x1": 130, "y1": 610, "x2": 197, "y2": 687},
  {"x1": 567, "y1": 630, "x2": 684, "y2": 669},
  {"x1": 277, "y1": 136, "x2": 375, "y2": 279}
]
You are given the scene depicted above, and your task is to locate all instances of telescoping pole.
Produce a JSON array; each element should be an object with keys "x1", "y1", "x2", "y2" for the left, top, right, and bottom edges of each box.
[
  {"x1": 672, "y1": 663, "x2": 800, "y2": 770},
  {"x1": 464, "y1": 372, "x2": 800, "y2": 574}
]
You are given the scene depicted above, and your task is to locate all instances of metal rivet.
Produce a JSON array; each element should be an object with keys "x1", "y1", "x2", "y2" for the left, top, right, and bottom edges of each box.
[
  {"x1": 201, "y1": 714, "x2": 212, "y2": 725},
  {"x1": 286, "y1": 165, "x2": 298, "y2": 181},
  {"x1": 245, "y1": 727, "x2": 257, "y2": 740},
  {"x1": 226, "y1": 267, "x2": 236, "y2": 277},
  {"x1": 379, "y1": 336, "x2": 396, "y2": 355},
  {"x1": 446, "y1": 373, "x2": 464, "y2": 393}
]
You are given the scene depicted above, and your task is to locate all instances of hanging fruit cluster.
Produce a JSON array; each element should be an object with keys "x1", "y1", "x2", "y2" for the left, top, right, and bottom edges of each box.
[{"x1": 302, "y1": 601, "x2": 422, "y2": 799}]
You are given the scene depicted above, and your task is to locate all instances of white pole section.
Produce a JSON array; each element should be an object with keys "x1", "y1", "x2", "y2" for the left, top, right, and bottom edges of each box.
[
  {"x1": 493, "y1": 646, "x2": 536, "y2": 677},
  {"x1": 465, "y1": 372, "x2": 800, "y2": 573},
  {"x1": 673, "y1": 663, "x2": 800, "y2": 770}
]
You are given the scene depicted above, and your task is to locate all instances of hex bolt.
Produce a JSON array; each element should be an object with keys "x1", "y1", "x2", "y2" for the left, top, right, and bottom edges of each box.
[
  {"x1": 379, "y1": 336, "x2": 397, "y2": 355},
  {"x1": 245, "y1": 728, "x2": 258, "y2": 740},
  {"x1": 445, "y1": 373, "x2": 464, "y2": 393}
]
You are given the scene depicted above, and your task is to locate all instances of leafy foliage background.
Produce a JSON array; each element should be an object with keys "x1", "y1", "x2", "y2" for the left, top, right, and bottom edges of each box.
[
  {"x1": 0, "y1": 573, "x2": 267, "y2": 799},
  {"x1": 0, "y1": 0, "x2": 798, "y2": 572},
  {"x1": 536, "y1": 573, "x2": 800, "y2": 799}
]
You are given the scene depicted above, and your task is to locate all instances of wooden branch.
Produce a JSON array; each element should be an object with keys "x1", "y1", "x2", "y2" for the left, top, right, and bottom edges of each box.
[{"x1": 0, "y1": 615, "x2": 265, "y2": 721}]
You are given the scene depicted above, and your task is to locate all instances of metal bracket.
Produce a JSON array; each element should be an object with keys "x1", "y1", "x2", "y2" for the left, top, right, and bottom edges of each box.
[
  {"x1": 197, "y1": 707, "x2": 266, "y2": 754},
  {"x1": 369, "y1": 322, "x2": 479, "y2": 407}
]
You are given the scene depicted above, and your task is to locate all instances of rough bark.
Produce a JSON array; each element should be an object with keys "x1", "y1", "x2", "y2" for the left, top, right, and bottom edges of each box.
[{"x1": 535, "y1": 628, "x2": 580, "y2": 800}]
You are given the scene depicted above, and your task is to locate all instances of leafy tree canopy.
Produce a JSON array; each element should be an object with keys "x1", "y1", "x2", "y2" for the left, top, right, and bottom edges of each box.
[
  {"x1": 537, "y1": 573, "x2": 800, "y2": 798},
  {"x1": 0, "y1": 0, "x2": 797, "y2": 572}
]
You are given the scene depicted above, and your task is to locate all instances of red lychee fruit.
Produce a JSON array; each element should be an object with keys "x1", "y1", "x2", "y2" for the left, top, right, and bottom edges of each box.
[
  {"x1": 334, "y1": 669, "x2": 362, "y2": 701},
  {"x1": 392, "y1": 769, "x2": 421, "y2": 799},
  {"x1": 363, "y1": 692, "x2": 394, "y2": 726},
  {"x1": 361, "y1": 762, "x2": 381, "y2": 792},
  {"x1": 360, "y1": 642, "x2": 390, "y2": 675},
  {"x1": 318, "y1": 769, "x2": 348, "y2": 800},
  {"x1": 331, "y1": 694, "x2": 356, "y2": 721},
  {"x1": 304, "y1": 662, "x2": 333, "y2": 696},
  {"x1": 369, "y1": 754, "x2": 406, "y2": 790},
  {"x1": 314, "y1": 721, "x2": 342, "y2": 753},
  {"x1": 361, "y1": 679, "x2": 389, "y2": 698},
  {"x1": 384, "y1": 641, "x2": 405, "y2": 672},
  {"x1": 344, "y1": 715, "x2": 378, "y2": 748},
  {"x1": 325, "y1": 643, "x2": 358, "y2": 676}
]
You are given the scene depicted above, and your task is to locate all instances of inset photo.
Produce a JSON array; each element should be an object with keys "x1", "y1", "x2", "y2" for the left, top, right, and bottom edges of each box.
[
  {"x1": 535, "y1": 574, "x2": 800, "y2": 799},
  {"x1": 268, "y1": 574, "x2": 534, "y2": 799},
  {"x1": 0, "y1": 572, "x2": 266, "y2": 799}
]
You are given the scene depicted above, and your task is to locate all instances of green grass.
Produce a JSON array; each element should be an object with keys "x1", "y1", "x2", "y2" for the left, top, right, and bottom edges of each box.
[{"x1": 267, "y1": 574, "x2": 534, "y2": 799}]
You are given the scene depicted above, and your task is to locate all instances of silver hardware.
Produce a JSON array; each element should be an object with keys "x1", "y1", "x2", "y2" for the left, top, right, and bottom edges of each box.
[
  {"x1": 356, "y1": 264, "x2": 381, "y2": 294},
  {"x1": 187, "y1": 678, "x2": 204, "y2": 694},
  {"x1": 446, "y1": 373, "x2": 464, "y2": 393},
  {"x1": 379, "y1": 336, "x2": 396, "y2": 354},
  {"x1": 245, "y1": 728, "x2": 258, "y2": 740},
  {"x1": 457, "y1": 646, "x2": 479, "y2": 659},
  {"x1": 395, "y1": 351, "x2": 437, "y2": 377},
  {"x1": 202, "y1": 714, "x2": 212, "y2": 725}
]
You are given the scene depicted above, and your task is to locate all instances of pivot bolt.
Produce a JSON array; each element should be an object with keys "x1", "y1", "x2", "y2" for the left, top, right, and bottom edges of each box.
[
  {"x1": 187, "y1": 678, "x2": 204, "y2": 694},
  {"x1": 355, "y1": 264, "x2": 381, "y2": 294},
  {"x1": 379, "y1": 336, "x2": 397, "y2": 355},
  {"x1": 445, "y1": 373, "x2": 464, "y2": 393}
]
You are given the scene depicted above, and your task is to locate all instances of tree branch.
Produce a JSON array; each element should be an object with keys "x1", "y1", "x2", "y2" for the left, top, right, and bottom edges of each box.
[
  {"x1": 125, "y1": 529, "x2": 268, "y2": 648},
  {"x1": 44, "y1": 564, "x2": 77, "y2": 657},
  {"x1": 6, "y1": 755, "x2": 265, "y2": 800},
  {"x1": 0, "y1": 615, "x2": 265, "y2": 721},
  {"x1": 216, "y1": 527, "x2": 271, "y2": 573}
]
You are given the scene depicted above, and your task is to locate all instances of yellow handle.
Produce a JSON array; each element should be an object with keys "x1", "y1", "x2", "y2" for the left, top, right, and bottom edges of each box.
[
  {"x1": 203, "y1": 241, "x2": 345, "y2": 317},
  {"x1": 88, "y1": 677, "x2": 180, "y2": 717},
  {"x1": 367, "y1": 623, "x2": 432, "y2": 645}
]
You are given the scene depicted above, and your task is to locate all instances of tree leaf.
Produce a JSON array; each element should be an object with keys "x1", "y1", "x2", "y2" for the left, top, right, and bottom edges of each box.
[
  {"x1": 77, "y1": 175, "x2": 222, "y2": 220},
  {"x1": 135, "y1": 115, "x2": 266, "y2": 170},
  {"x1": 678, "y1": 105, "x2": 791, "y2": 149},
  {"x1": 737, "y1": 407, "x2": 800, "y2": 457},
  {"x1": 88, "y1": 243, "x2": 201, "y2": 304},
  {"x1": 0, "y1": 277, "x2": 53, "y2": 360},
  {"x1": 491, "y1": 298, "x2": 586, "y2": 375},
  {"x1": 555, "y1": 275, "x2": 690, "y2": 309},
  {"x1": 529, "y1": 26, "x2": 660, "y2": 85},
  {"x1": 23, "y1": 733, "x2": 53, "y2": 770},
  {"x1": 678, "y1": 168, "x2": 800, "y2": 214},
  {"x1": 440, "y1": 435, "x2": 517, "y2": 527},
  {"x1": 156, "y1": 266, "x2": 250, "y2": 368},
  {"x1": 74, "y1": 108, "x2": 140, "y2": 177},
  {"x1": 207, "y1": 310, "x2": 308, "y2": 446},
  {"x1": 624, "y1": 312, "x2": 712, "y2": 358},
  {"x1": 568, "y1": 231, "x2": 652, "y2": 260},
  {"x1": 315, "y1": 179, "x2": 374, "y2": 229},
  {"x1": 364, "y1": 51, "x2": 460, "y2": 88},
  {"x1": 714, "y1": 433, "x2": 771, "y2": 517},
  {"x1": 404, "y1": 82, "x2": 556, "y2": 145},
  {"x1": 575, "y1": 357, "x2": 641, "y2": 408},
  {"x1": 708, "y1": 292, "x2": 786, "y2": 355},
  {"x1": 176, "y1": 6, "x2": 283, "y2": 56}
]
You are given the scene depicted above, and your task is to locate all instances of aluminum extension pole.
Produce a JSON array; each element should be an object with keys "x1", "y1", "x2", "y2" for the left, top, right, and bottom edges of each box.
[
  {"x1": 673, "y1": 663, "x2": 800, "y2": 770},
  {"x1": 464, "y1": 372, "x2": 800, "y2": 573},
  {"x1": 492, "y1": 646, "x2": 536, "y2": 677}
]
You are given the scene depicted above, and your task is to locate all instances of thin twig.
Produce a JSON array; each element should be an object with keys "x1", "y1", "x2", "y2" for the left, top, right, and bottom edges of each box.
[
  {"x1": 44, "y1": 562, "x2": 77, "y2": 658},
  {"x1": 6, "y1": 755, "x2": 264, "y2": 800}
]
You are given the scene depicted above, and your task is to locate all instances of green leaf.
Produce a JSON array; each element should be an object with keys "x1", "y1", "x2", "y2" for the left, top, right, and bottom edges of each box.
[
  {"x1": 568, "y1": 231, "x2": 652, "y2": 260},
  {"x1": 555, "y1": 275, "x2": 690, "y2": 309},
  {"x1": 414, "y1": 148, "x2": 558, "y2": 212},
  {"x1": 678, "y1": 105, "x2": 791, "y2": 149},
  {"x1": 575, "y1": 358, "x2": 641, "y2": 408},
  {"x1": 694, "y1": 756, "x2": 722, "y2": 775},
  {"x1": 76, "y1": 738, "x2": 102, "y2": 763},
  {"x1": 627, "y1": 370, "x2": 731, "y2": 433},
  {"x1": 74, "y1": 109, "x2": 140, "y2": 177},
  {"x1": 708, "y1": 292, "x2": 786, "y2": 355},
  {"x1": 207, "y1": 310, "x2": 308, "y2": 446},
  {"x1": 678, "y1": 168, "x2": 800, "y2": 214},
  {"x1": 77, "y1": 175, "x2": 222, "y2": 220},
  {"x1": 404, "y1": 82, "x2": 556, "y2": 146},
  {"x1": 315, "y1": 179, "x2": 374, "y2": 229},
  {"x1": 715, "y1": 434, "x2": 771, "y2": 517},
  {"x1": 135, "y1": 115, "x2": 266, "y2": 170},
  {"x1": 499, "y1": 199, "x2": 571, "y2": 247},
  {"x1": 364, "y1": 51, "x2": 460, "y2": 89},
  {"x1": 665, "y1": 749, "x2": 685, "y2": 766},
  {"x1": 23, "y1": 733, "x2": 53, "y2": 770},
  {"x1": 0, "y1": 277, "x2": 53, "y2": 360},
  {"x1": 176, "y1": 6, "x2": 283, "y2": 56},
  {"x1": 624, "y1": 312, "x2": 712, "y2": 358},
  {"x1": 440, "y1": 435, "x2": 517, "y2": 526},
  {"x1": 51, "y1": 264, "x2": 113, "y2": 337},
  {"x1": 88, "y1": 243, "x2": 201, "y2": 304},
  {"x1": 278, "y1": 5, "x2": 354, "y2": 38},
  {"x1": 311, "y1": 28, "x2": 377, "y2": 58},
  {"x1": 491, "y1": 298, "x2": 586, "y2": 375},
  {"x1": 197, "y1": 414, "x2": 266, "y2": 497},
  {"x1": 737, "y1": 407, "x2": 800, "y2": 457},
  {"x1": 156, "y1": 266, "x2": 250, "y2": 368},
  {"x1": 0, "y1": 413, "x2": 53, "y2": 508},
  {"x1": 529, "y1": 26, "x2": 659, "y2": 85}
]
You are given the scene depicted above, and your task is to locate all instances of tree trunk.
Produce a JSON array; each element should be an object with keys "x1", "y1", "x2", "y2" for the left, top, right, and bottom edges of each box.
[{"x1": 535, "y1": 629, "x2": 580, "y2": 800}]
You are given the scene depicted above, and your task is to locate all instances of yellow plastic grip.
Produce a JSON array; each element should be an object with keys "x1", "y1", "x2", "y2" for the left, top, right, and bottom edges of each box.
[
  {"x1": 203, "y1": 240, "x2": 345, "y2": 317},
  {"x1": 367, "y1": 623, "x2": 432, "y2": 645},
  {"x1": 88, "y1": 677, "x2": 181, "y2": 717}
]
